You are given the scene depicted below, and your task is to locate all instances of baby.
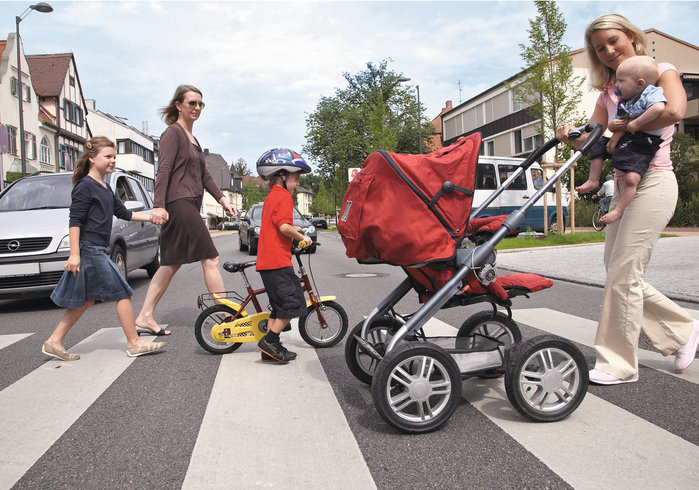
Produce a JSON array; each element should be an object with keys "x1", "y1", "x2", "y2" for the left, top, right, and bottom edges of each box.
[{"x1": 576, "y1": 56, "x2": 666, "y2": 224}]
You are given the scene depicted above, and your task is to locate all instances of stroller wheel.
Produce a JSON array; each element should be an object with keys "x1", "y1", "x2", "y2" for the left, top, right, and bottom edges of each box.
[
  {"x1": 371, "y1": 342, "x2": 462, "y2": 433},
  {"x1": 345, "y1": 316, "x2": 402, "y2": 384},
  {"x1": 505, "y1": 335, "x2": 588, "y2": 422},
  {"x1": 457, "y1": 310, "x2": 522, "y2": 378}
]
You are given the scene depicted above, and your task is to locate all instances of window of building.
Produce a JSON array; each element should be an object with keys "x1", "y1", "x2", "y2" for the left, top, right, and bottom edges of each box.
[
  {"x1": 63, "y1": 98, "x2": 84, "y2": 126},
  {"x1": 475, "y1": 164, "x2": 497, "y2": 190},
  {"x1": 487, "y1": 141, "x2": 495, "y2": 156},
  {"x1": 512, "y1": 97, "x2": 522, "y2": 112},
  {"x1": 7, "y1": 126, "x2": 17, "y2": 155},
  {"x1": 681, "y1": 79, "x2": 697, "y2": 101},
  {"x1": 69, "y1": 75, "x2": 75, "y2": 87},
  {"x1": 514, "y1": 129, "x2": 543, "y2": 155},
  {"x1": 40, "y1": 136, "x2": 51, "y2": 164},
  {"x1": 10, "y1": 77, "x2": 31, "y2": 102},
  {"x1": 25, "y1": 132, "x2": 36, "y2": 160},
  {"x1": 116, "y1": 139, "x2": 155, "y2": 164}
]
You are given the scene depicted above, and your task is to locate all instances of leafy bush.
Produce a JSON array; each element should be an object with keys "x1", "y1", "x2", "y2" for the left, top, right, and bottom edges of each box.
[
  {"x1": 669, "y1": 194, "x2": 699, "y2": 227},
  {"x1": 571, "y1": 199, "x2": 597, "y2": 227}
]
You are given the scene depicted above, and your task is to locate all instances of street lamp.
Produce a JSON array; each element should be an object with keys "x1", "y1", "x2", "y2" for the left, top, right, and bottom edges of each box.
[
  {"x1": 398, "y1": 77, "x2": 422, "y2": 154},
  {"x1": 16, "y1": 2, "x2": 53, "y2": 177}
]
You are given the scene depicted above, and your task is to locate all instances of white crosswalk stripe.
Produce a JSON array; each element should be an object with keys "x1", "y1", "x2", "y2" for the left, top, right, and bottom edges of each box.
[
  {"x1": 1, "y1": 309, "x2": 697, "y2": 488},
  {"x1": 183, "y1": 321, "x2": 376, "y2": 489},
  {"x1": 0, "y1": 333, "x2": 33, "y2": 350},
  {"x1": 424, "y1": 309, "x2": 699, "y2": 489},
  {"x1": 0, "y1": 328, "x2": 141, "y2": 489}
]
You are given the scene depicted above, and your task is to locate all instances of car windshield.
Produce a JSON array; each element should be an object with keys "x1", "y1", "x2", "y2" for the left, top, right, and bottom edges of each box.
[{"x1": 0, "y1": 175, "x2": 72, "y2": 212}]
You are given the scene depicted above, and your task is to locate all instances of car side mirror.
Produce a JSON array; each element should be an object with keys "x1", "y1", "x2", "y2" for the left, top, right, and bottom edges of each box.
[
  {"x1": 124, "y1": 200, "x2": 145, "y2": 212},
  {"x1": 241, "y1": 216, "x2": 250, "y2": 223}
]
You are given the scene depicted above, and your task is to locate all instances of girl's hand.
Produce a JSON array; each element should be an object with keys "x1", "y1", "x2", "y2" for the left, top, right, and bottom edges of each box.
[
  {"x1": 151, "y1": 207, "x2": 168, "y2": 225},
  {"x1": 65, "y1": 254, "x2": 81, "y2": 277},
  {"x1": 608, "y1": 118, "x2": 627, "y2": 132}
]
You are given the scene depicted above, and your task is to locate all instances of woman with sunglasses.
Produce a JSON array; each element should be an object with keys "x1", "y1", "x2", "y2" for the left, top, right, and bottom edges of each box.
[{"x1": 135, "y1": 84, "x2": 237, "y2": 335}]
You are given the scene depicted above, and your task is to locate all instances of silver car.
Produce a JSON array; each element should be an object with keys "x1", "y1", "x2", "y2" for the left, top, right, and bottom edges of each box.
[{"x1": 0, "y1": 170, "x2": 160, "y2": 299}]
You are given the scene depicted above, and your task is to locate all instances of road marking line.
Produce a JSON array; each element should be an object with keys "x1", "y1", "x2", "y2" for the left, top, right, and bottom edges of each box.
[
  {"x1": 463, "y1": 378, "x2": 699, "y2": 489},
  {"x1": 0, "y1": 333, "x2": 33, "y2": 350},
  {"x1": 422, "y1": 315, "x2": 699, "y2": 487},
  {"x1": 182, "y1": 320, "x2": 376, "y2": 489},
  {"x1": 0, "y1": 328, "x2": 137, "y2": 489},
  {"x1": 512, "y1": 308, "x2": 699, "y2": 384}
]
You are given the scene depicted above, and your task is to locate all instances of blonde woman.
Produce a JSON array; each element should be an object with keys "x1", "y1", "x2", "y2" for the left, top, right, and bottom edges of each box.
[{"x1": 556, "y1": 14, "x2": 697, "y2": 385}]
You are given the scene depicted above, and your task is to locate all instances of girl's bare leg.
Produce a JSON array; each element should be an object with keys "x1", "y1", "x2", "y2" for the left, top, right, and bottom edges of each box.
[{"x1": 46, "y1": 301, "x2": 95, "y2": 349}]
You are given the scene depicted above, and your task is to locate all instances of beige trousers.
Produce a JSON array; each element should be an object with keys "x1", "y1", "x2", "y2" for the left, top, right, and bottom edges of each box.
[{"x1": 595, "y1": 169, "x2": 693, "y2": 380}]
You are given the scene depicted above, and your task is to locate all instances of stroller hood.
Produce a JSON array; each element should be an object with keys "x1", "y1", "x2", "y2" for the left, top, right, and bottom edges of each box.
[{"x1": 338, "y1": 133, "x2": 481, "y2": 266}]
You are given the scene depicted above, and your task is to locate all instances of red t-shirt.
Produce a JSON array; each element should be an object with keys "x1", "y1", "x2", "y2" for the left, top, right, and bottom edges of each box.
[{"x1": 256, "y1": 185, "x2": 294, "y2": 270}]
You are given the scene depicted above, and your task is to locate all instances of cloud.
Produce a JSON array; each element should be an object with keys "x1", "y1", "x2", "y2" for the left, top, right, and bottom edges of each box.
[{"x1": 2, "y1": 0, "x2": 697, "y2": 173}]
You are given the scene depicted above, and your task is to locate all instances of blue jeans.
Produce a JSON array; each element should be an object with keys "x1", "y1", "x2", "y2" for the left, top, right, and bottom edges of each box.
[{"x1": 599, "y1": 196, "x2": 612, "y2": 214}]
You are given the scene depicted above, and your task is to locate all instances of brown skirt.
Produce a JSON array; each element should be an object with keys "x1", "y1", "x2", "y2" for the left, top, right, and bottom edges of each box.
[{"x1": 161, "y1": 197, "x2": 218, "y2": 266}]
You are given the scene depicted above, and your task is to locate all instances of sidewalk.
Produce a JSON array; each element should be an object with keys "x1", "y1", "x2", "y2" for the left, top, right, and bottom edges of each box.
[{"x1": 496, "y1": 235, "x2": 699, "y2": 304}]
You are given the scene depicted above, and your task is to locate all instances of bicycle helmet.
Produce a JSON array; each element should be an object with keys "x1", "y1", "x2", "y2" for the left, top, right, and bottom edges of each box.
[{"x1": 256, "y1": 148, "x2": 311, "y2": 180}]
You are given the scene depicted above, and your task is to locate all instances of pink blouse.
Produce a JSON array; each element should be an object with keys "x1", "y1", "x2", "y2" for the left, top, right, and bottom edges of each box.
[{"x1": 596, "y1": 62, "x2": 676, "y2": 173}]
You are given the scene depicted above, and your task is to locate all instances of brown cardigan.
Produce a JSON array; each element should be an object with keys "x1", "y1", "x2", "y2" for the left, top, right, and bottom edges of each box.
[{"x1": 153, "y1": 122, "x2": 224, "y2": 208}]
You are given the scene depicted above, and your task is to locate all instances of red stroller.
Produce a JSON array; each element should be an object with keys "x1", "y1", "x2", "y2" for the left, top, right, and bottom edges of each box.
[{"x1": 339, "y1": 124, "x2": 604, "y2": 433}]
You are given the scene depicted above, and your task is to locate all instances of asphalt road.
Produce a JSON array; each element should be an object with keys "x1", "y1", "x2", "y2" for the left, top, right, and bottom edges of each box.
[{"x1": 1, "y1": 231, "x2": 697, "y2": 488}]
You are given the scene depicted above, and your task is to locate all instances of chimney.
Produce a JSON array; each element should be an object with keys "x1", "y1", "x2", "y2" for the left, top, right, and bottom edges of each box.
[{"x1": 204, "y1": 148, "x2": 210, "y2": 156}]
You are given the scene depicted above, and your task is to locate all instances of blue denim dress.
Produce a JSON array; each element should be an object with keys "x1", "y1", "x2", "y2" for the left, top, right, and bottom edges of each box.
[{"x1": 50, "y1": 242, "x2": 133, "y2": 308}]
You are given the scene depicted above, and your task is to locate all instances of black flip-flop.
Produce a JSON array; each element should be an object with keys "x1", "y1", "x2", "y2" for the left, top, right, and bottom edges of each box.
[{"x1": 136, "y1": 324, "x2": 171, "y2": 336}]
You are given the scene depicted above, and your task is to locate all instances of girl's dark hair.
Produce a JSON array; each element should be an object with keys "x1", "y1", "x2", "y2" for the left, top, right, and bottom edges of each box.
[
  {"x1": 160, "y1": 84, "x2": 203, "y2": 125},
  {"x1": 73, "y1": 136, "x2": 115, "y2": 185}
]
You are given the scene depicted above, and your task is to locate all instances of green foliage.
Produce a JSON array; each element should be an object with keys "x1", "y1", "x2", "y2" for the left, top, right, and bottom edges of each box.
[
  {"x1": 669, "y1": 192, "x2": 699, "y2": 227},
  {"x1": 232, "y1": 158, "x2": 251, "y2": 177},
  {"x1": 509, "y1": 0, "x2": 584, "y2": 159},
  {"x1": 310, "y1": 181, "x2": 332, "y2": 216},
  {"x1": 241, "y1": 180, "x2": 267, "y2": 210},
  {"x1": 304, "y1": 59, "x2": 435, "y2": 202},
  {"x1": 670, "y1": 132, "x2": 699, "y2": 203},
  {"x1": 5, "y1": 172, "x2": 23, "y2": 183},
  {"x1": 572, "y1": 198, "x2": 599, "y2": 227}
]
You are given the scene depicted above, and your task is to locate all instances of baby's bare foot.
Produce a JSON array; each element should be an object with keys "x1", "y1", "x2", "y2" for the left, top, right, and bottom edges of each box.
[
  {"x1": 575, "y1": 180, "x2": 599, "y2": 194},
  {"x1": 601, "y1": 209, "x2": 621, "y2": 224}
]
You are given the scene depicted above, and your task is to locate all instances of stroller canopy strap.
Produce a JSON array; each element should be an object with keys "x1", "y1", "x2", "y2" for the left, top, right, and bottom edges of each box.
[{"x1": 338, "y1": 133, "x2": 481, "y2": 266}]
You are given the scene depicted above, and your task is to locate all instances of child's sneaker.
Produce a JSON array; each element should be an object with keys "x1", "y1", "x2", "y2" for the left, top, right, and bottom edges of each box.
[{"x1": 258, "y1": 337, "x2": 297, "y2": 363}]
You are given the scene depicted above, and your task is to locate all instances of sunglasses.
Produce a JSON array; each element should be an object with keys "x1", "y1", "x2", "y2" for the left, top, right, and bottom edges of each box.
[{"x1": 184, "y1": 100, "x2": 205, "y2": 109}]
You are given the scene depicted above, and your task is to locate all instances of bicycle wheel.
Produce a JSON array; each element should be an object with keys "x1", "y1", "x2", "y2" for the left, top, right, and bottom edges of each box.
[
  {"x1": 592, "y1": 208, "x2": 606, "y2": 231},
  {"x1": 345, "y1": 316, "x2": 402, "y2": 384},
  {"x1": 194, "y1": 305, "x2": 244, "y2": 354},
  {"x1": 298, "y1": 300, "x2": 348, "y2": 348}
]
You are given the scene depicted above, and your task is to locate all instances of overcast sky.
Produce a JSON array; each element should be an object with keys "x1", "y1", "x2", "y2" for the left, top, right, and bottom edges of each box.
[{"x1": 1, "y1": 0, "x2": 697, "y2": 173}]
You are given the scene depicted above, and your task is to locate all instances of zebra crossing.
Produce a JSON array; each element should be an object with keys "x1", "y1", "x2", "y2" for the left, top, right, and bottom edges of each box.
[{"x1": 1, "y1": 307, "x2": 697, "y2": 489}]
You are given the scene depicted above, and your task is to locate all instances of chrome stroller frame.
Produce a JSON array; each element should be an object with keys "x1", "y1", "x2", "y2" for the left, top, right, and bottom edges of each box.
[{"x1": 346, "y1": 124, "x2": 604, "y2": 433}]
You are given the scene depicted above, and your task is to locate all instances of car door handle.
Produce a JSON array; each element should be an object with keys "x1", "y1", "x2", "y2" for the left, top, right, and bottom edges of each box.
[{"x1": 523, "y1": 195, "x2": 530, "y2": 199}]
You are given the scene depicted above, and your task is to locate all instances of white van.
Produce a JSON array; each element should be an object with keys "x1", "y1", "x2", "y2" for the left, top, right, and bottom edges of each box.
[{"x1": 471, "y1": 156, "x2": 569, "y2": 233}]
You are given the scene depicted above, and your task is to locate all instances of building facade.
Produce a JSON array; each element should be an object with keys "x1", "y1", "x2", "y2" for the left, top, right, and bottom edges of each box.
[
  {"x1": 25, "y1": 53, "x2": 91, "y2": 174},
  {"x1": 0, "y1": 34, "x2": 48, "y2": 184},
  {"x1": 86, "y1": 99, "x2": 157, "y2": 194},
  {"x1": 442, "y1": 29, "x2": 699, "y2": 158}
]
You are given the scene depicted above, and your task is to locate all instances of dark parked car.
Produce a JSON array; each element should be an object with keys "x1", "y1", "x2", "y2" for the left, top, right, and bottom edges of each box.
[
  {"x1": 0, "y1": 170, "x2": 160, "y2": 299},
  {"x1": 238, "y1": 203, "x2": 317, "y2": 255},
  {"x1": 310, "y1": 217, "x2": 328, "y2": 229},
  {"x1": 218, "y1": 220, "x2": 240, "y2": 231}
]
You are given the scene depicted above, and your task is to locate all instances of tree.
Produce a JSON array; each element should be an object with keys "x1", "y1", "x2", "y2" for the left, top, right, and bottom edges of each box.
[
  {"x1": 510, "y1": 0, "x2": 584, "y2": 233},
  {"x1": 511, "y1": 0, "x2": 584, "y2": 146},
  {"x1": 242, "y1": 180, "x2": 267, "y2": 209},
  {"x1": 304, "y1": 59, "x2": 435, "y2": 204},
  {"x1": 232, "y1": 158, "x2": 251, "y2": 177},
  {"x1": 310, "y1": 181, "x2": 331, "y2": 216}
]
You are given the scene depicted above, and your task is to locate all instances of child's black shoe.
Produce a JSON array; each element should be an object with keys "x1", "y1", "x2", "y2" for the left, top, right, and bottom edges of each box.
[{"x1": 258, "y1": 337, "x2": 297, "y2": 363}]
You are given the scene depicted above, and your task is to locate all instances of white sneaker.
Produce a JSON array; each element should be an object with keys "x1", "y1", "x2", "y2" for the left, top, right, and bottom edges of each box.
[
  {"x1": 588, "y1": 368, "x2": 637, "y2": 385},
  {"x1": 674, "y1": 320, "x2": 699, "y2": 372}
]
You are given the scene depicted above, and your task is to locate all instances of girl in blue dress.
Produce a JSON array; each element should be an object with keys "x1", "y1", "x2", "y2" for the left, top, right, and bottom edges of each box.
[{"x1": 43, "y1": 137, "x2": 166, "y2": 361}]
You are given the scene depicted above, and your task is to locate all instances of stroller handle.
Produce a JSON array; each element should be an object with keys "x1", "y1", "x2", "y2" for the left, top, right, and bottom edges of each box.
[{"x1": 470, "y1": 124, "x2": 603, "y2": 220}]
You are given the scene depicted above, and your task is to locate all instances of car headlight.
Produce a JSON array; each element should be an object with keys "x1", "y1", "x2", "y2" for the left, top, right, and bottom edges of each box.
[
  {"x1": 57, "y1": 234, "x2": 71, "y2": 252},
  {"x1": 254, "y1": 227, "x2": 261, "y2": 236},
  {"x1": 305, "y1": 225, "x2": 316, "y2": 234}
]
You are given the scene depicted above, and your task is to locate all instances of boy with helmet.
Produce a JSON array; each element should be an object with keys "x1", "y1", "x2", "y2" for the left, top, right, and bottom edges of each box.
[{"x1": 255, "y1": 148, "x2": 312, "y2": 363}]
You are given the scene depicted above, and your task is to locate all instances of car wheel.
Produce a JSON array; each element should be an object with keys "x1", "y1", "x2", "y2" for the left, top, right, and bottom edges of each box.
[
  {"x1": 110, "y1": 244, "x2": 127, "y2": 279},
  {"x1": 145, "y1": 246, "x2": 160, "y2": 278},
  {"x1": 249, "y1": 235, "x2": 257, "y2": 255}
]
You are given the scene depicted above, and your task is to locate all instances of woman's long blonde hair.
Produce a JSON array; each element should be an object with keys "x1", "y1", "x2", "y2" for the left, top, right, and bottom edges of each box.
[
  {"x1": 160, "y1": 84, "x2": 203, "y2": 125},
  {"x1": 585, "y1": 13, "x2": 649, "y2": 91},
  {"x1": 73, "y1": 137, "x2": 115, "y2": 185}
]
